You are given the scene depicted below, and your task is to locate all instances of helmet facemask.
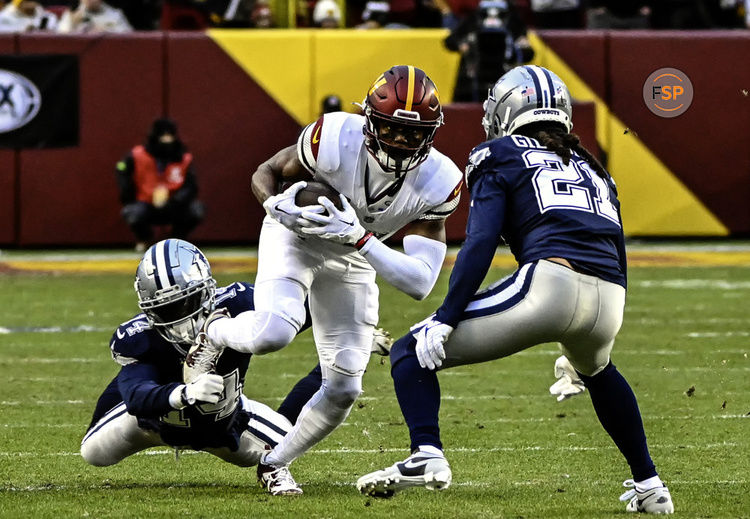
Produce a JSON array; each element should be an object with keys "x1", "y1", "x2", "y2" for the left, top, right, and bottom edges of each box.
[
  {"x1": 364, "y1": 107, "x2": 442, "y2": 178},
  {"x1": 138, "y1": 278, "x2": 216, "y2": 344}
]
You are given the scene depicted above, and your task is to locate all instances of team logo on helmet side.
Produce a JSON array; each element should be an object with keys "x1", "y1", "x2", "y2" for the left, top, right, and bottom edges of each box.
[{"x1": 362, "y1": 65, "x2": 444, "y2": 177}]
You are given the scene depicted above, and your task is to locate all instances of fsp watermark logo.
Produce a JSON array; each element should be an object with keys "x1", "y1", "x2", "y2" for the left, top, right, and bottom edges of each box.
[{"x1": 642, "y1": 68, "x2": 693, "y2": 118}]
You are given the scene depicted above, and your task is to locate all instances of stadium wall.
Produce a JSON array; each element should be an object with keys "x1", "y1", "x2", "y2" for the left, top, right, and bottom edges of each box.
[{"x1": 0, "y1": 30, "x2": 745, "y2": 247}]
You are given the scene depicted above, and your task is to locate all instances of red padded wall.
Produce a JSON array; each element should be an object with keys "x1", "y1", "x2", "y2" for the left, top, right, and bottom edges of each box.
[
  {"x1": 166, "y1": 33, "x2": 302, "y2": 244},
  {"x1": 537, "y1": 30, "x2": 608, "y2": 100},
  {"x1": 0, "y1": 35, "x2": 17, "y2": 245},
  {"x1": 607, "y1": 32, "x2": 750, "y2": 234},
  {"x1": 17, "y1": 33, "x2": 164, "y2": 245}
]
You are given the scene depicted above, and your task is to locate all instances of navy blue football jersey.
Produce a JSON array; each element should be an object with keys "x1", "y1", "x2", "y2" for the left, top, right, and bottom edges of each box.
[
  {"x1": 435, "y1": 135, "x2": 627, "y2": 327},
  {"x1": 108, "y1": 282, "x2": 257, "y2": 450}
]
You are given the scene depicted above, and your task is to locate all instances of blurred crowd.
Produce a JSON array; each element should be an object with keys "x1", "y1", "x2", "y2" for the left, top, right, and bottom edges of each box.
[{"x1": 0, "y1": 0, "x2": 747, "y2": 33}]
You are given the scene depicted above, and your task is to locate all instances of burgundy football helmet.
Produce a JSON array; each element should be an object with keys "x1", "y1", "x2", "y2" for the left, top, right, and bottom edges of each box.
[{"x1": 362, "y1": 65, "x2": 444, "y2": 177}]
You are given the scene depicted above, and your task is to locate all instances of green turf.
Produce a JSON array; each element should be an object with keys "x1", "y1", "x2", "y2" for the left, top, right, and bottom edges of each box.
[{"x1": 1, "y1": 262, "x2": 748, "y2": 518}]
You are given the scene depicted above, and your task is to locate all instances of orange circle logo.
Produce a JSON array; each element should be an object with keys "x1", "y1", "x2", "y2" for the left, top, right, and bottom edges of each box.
[{"x1": 642, "y1": 68, "x2": 693, "y2": 118}]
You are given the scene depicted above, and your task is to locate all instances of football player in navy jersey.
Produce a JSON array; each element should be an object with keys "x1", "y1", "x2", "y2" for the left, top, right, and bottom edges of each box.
[
  {"x1": 81, "y1": 239, "x2": 330, "y2": 472},
  {"x1": 357, "y1": 66, "x2": 674, "y2": 514}
]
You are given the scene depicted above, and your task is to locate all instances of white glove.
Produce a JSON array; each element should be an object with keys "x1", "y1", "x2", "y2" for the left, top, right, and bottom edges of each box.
[
  {"x1": 371, "y1": 327, "x2": 394, "y2": 356},
  {"x1": 184, "y1": 373, "x2": 224, "y2": 405},
  {"x1": 262, "y1": 181, "x2": 308, "y2": 231},
  {"x1": 298, "y1": 194, "x2": 366, "y2": 246},
  {"x1": 549, "y1": 355, "x2": 585, "y2": 402},
  {"x1": 415, "y1": 318, "x2": 454, "y2": 370}
]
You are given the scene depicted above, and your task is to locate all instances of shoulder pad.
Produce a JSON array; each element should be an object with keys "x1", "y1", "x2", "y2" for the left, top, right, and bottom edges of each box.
[
  {"x1": 413, "y1": 149, "x2": 464, "y2": 208},
  {"x1": 110, "y1": 315, "x2": 152, "y2": 366},
  {"x1": 297, "y1": 113, "x2": 364, "y2": 175},
  {"x1": 216, "y1": 282, "x2": 255, "y2": 315}
]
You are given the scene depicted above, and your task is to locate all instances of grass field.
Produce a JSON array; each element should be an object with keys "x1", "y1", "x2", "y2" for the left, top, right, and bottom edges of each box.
[{"x1": 1, "y1": 246, "x2": 749, "y2": 518}]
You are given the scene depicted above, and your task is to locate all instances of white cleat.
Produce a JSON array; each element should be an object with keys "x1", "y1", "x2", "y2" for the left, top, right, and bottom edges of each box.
[
  {"x1": 182, "y1": 309, "x2": 229, "y2": 383},
  {"x1": 356, "y1": 450, "x2": 452, "y2": 498},
  {"x1": 257, "y1": 462, "x2": 303, "y2": 496},
  {"x1": 620, "y1": 479, "x2": 675, "y2": 514}
]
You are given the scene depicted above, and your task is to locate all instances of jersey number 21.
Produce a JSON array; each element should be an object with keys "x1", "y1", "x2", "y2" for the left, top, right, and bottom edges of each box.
[{"x1": 524, "y1": 150, "x2": 621, "y2": 226}]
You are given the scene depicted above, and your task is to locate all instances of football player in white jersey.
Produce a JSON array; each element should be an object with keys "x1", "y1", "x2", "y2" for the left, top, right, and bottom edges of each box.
[{"x1": 188, "y1": 65, "x2": 463, "y2": 495}]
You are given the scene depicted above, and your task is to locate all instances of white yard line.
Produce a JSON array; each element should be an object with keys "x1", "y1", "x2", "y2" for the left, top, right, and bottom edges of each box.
[{"x1": 0, "y1": 441, "x2": 742, "y2": 459}]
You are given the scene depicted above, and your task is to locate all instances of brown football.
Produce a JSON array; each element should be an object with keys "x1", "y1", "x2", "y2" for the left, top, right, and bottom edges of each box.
[{"x1": 295, "y1": 181, "x2": 343, "y2": 210}]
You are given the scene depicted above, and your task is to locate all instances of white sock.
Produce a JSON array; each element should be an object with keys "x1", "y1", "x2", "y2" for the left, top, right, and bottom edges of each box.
[
  {"x1": 417, "y1": 444, "x2": 444, "y2": 457},
  {"x1": 635, "y1": 475, "x2": 664, "y2": 492},
  {"x1": 264, "y1": 386, "x2": 352, "y2": 467}
]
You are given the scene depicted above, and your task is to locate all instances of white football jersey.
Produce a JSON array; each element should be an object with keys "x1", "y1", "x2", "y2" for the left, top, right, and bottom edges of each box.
[{"x1": 297, "y1": 112, "x2": 463, "y2": 239}]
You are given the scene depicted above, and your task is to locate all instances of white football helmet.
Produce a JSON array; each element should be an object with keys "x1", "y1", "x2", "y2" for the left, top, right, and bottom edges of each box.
[
  {"x1": 134, "y1": 239, "x2": 216, "y2": 344},
  {"x1": 482, "y1": 65, "x2": 572, "y2": 140}
]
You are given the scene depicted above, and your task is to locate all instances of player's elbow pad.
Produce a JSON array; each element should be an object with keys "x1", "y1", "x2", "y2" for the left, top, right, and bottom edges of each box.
[{"x1": 360, "y1": 234, "x2": 446, "y2": 300}]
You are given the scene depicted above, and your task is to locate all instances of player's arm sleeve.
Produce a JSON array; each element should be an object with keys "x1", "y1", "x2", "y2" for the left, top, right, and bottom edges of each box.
[
  {"x1": 117, "y1": 362, "x2": 182, "y2": 418},
  {"x1": 434, "y1": 174, "x2": 507, "y2": 327},
  {"x1": 358, "y1": 233, "x2": 447, "y2": 300},
  {"x1": 115, "y1": 153, "x2": 136, "y2": 204}
]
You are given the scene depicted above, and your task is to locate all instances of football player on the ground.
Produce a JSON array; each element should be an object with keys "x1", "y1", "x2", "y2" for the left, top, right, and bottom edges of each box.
[
  {"x1": 81, "y1": 239, "x2": 393, "y2": 469},
  {"x1": 190, "y1": 66, "x2": 464, "y2": 495},
  {"x1": 356, "y1": 66, "x2": 674, "y2": 515}
]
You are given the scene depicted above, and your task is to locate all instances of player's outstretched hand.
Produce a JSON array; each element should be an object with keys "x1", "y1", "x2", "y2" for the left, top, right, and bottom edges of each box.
[
  {"x1": 263, "y1": 181, "x2": 309, "y2": 232},
  {"x1": 415, "y1": 319, "x2": 453, "y2": 370},
  {"x1": 549, "y1": 355, "x2": 585, "y2": 402},
  {"x1": 299, "y1": 194, "x2": 366, "y2": 246}
]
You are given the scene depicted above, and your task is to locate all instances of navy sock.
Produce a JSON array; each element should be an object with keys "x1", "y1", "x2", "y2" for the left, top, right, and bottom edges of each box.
[
  {"x1": 390, "y1": 333, "x2": 442, "y2": 452},
  {"x1": 578, "y1": 362, "x2": 657, "y2": 481},
  {"x1": 277, "y1": 363, "x2": 322, "y2": 424}
]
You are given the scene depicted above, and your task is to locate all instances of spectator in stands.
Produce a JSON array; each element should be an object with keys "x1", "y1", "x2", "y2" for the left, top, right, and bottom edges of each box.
[
  {"x1": 108, "y1": 0, "x2": 160, "y2": 30},
  {"x1": 0, "y1": 0, "x2": 58, "y2": 32},
  {"x1": 356, "y1": 1, "x2": 410, "y2": 28},
  {"x1": 436, "y1": 0, "x2": 478, "y2": 29},
  {"x1": 321, "y1": 94, "x2": 342, "y2": 115},
  {"x1": 312, "y1": 0, "x2": 341, "y2": 27},
  {"x1": 647, "y1": 0, "x2": 714, "y2": 29},
  {"x1": 586, "y1": 1, "x2": 650, "y2": 29},
  {"x1": 445, "y1": 0, "x2": 533, "y2": 102},
  {"x1": 529, "y1": 0, "x2": 585, "y2": 28},
  {"x1": 250, "y1": 0, "x2": 274, "y2": 27},
  {"x1": 57, "y1": 0, "x2": 133, "y2": 33},
  {"x1": 116, "y1": 118, "x2": 204, "y2": 253}
]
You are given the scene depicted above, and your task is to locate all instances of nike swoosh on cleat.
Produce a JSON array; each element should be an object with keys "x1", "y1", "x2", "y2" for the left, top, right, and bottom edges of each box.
[{"x1": 397, "y1": 457, "x2": 432, "y2": 476}]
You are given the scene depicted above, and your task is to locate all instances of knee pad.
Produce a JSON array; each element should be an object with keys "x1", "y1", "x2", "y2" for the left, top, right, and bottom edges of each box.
[
  {"x1": 80, "y1": 441, "x2": 113, "y2": 467},
  {"x1": 324, "y1": 357, "x2": 364, "y2": 409},
  {"x1": 389, "y1": 333, "x2": 418, "y2": 369}
]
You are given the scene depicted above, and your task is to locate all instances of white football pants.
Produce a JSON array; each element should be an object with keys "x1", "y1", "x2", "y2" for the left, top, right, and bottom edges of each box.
[
  {"x1": 440, "y1": 259, "x2": 626, "y2": 376},
  {"x1": 80, "y1": 396, "x2": 291, "y2": 467}
]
